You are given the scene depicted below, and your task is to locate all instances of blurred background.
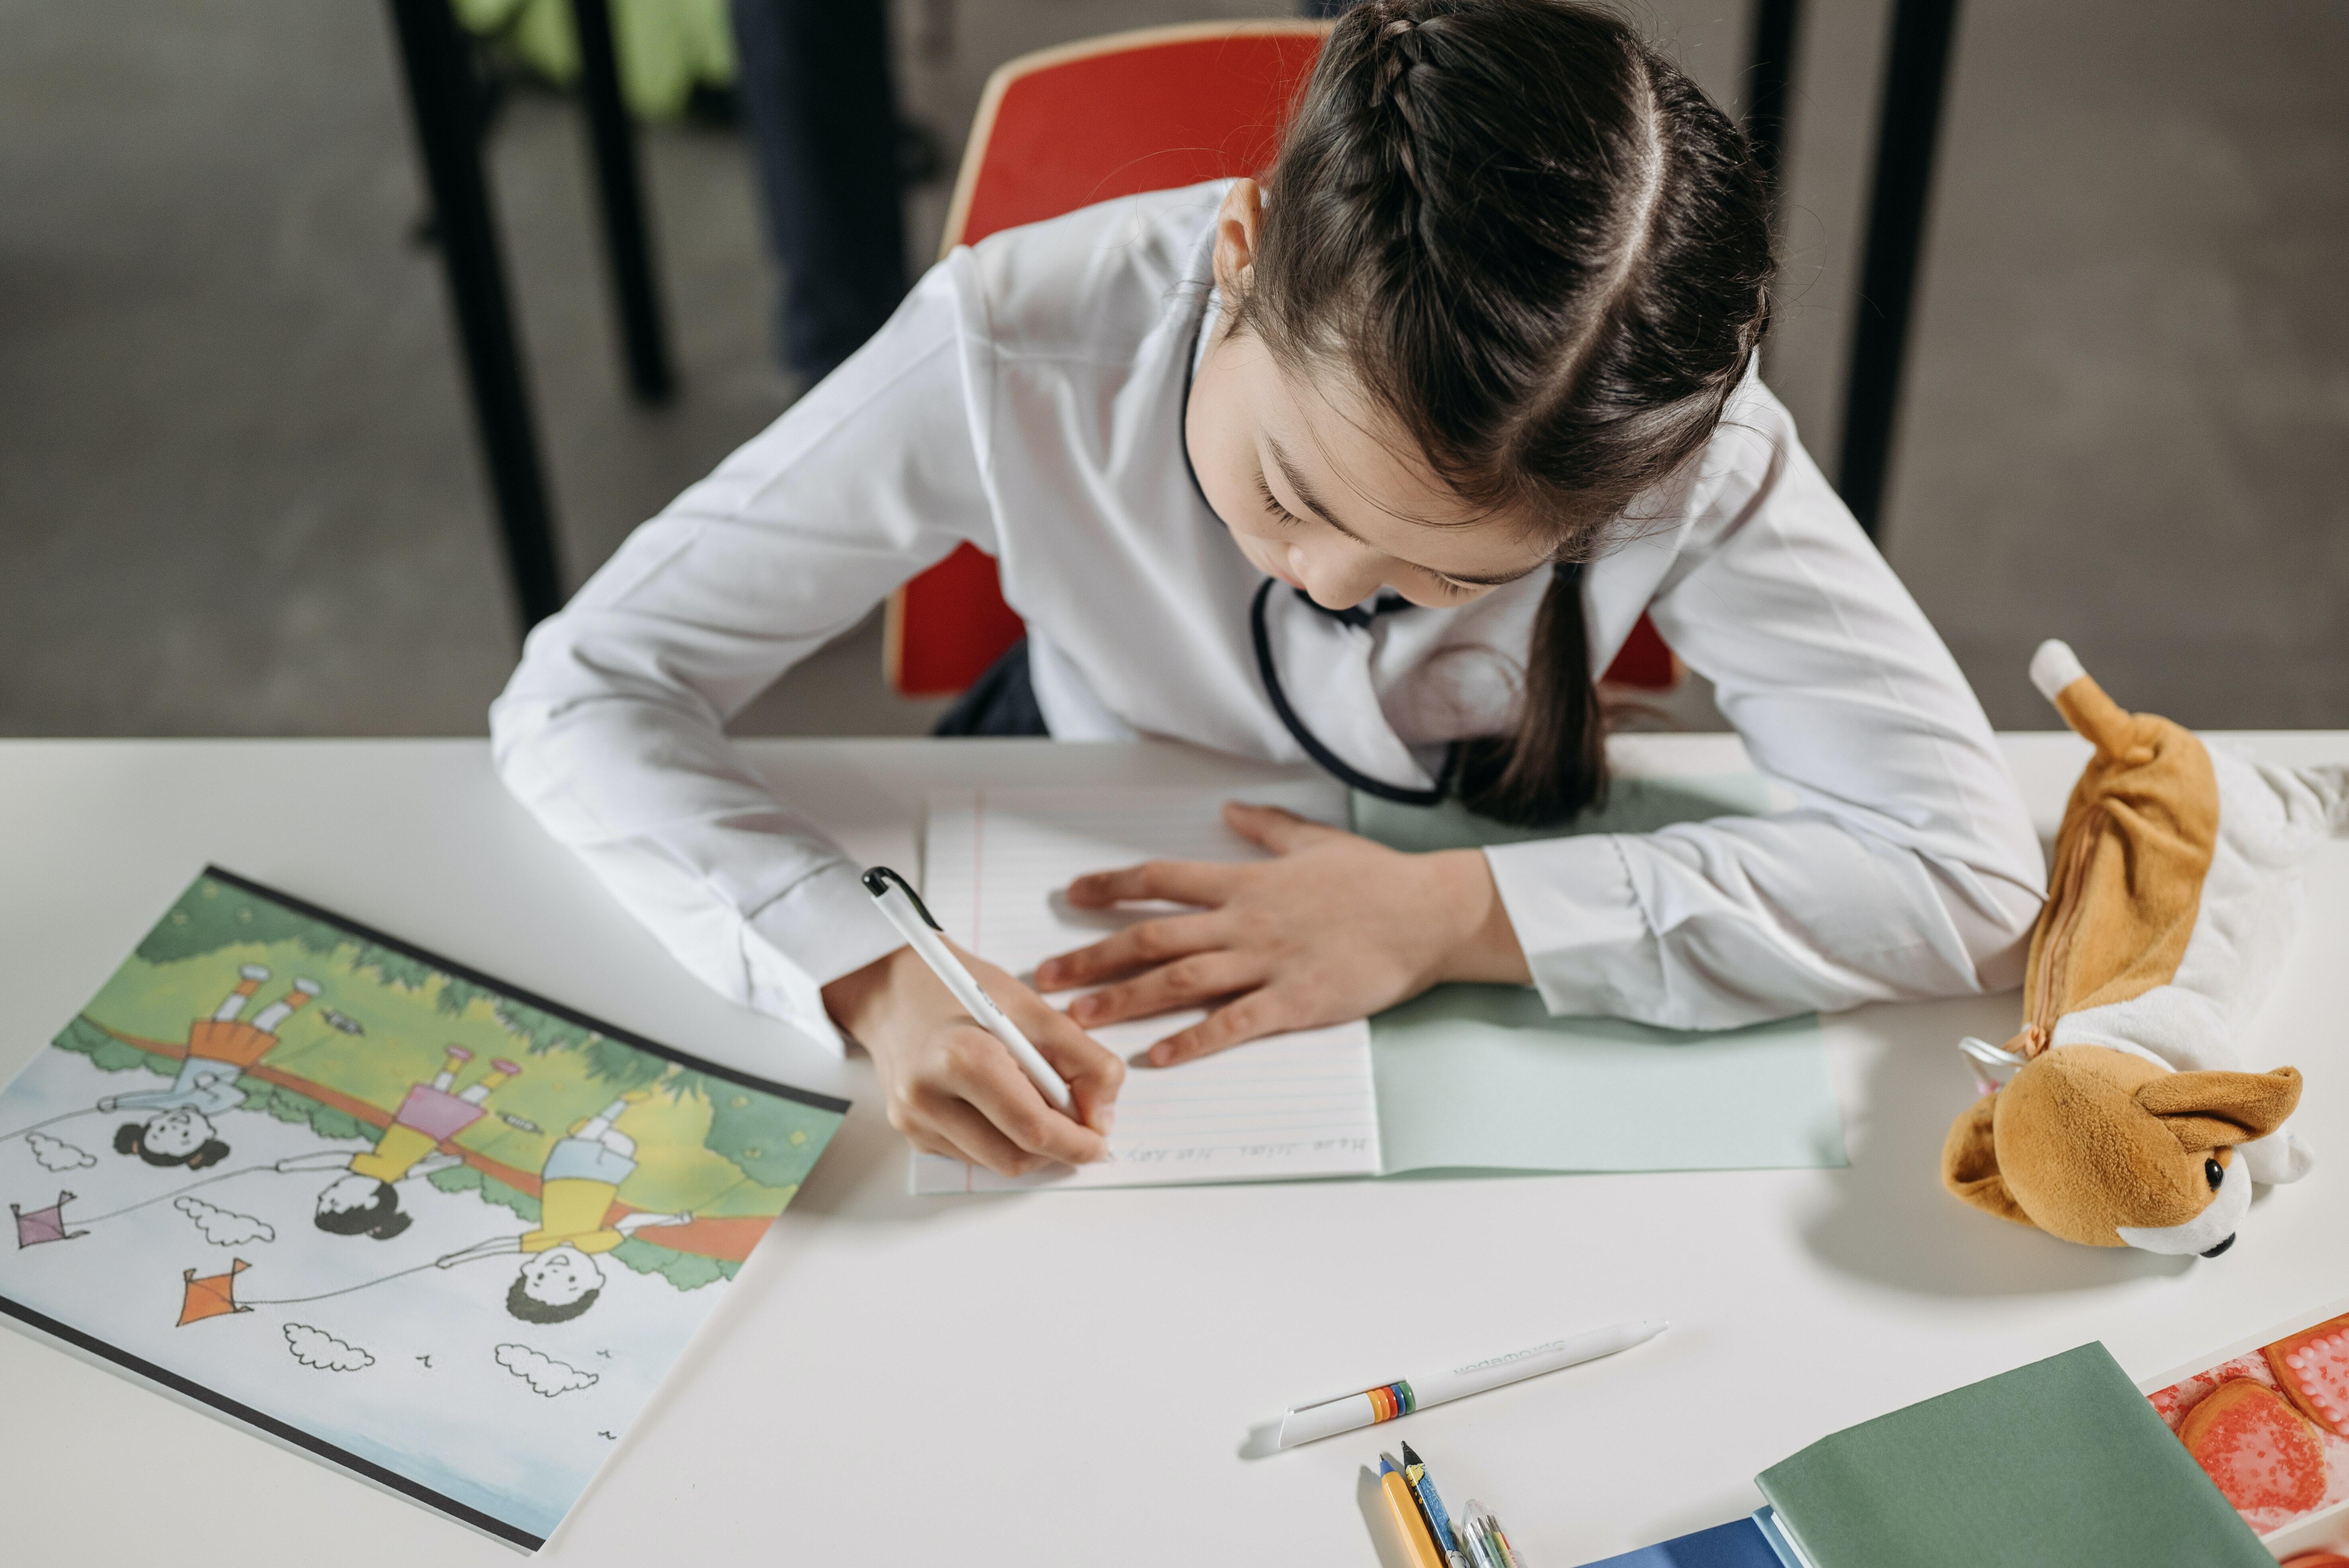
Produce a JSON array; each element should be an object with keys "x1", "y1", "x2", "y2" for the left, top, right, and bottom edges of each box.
[{"x1": 1, "y1": 0, "x2": 2342, "y2": 740}]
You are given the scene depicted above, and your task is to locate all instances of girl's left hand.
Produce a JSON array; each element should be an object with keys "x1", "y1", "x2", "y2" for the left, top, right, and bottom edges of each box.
[{"x1": 1032, "y1": 801, "x2": 1531, "y2": 1066}]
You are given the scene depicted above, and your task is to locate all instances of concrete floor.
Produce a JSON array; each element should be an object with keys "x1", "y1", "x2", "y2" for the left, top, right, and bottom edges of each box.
[{"x1": 0, "y1": 0, "x2": 2342, "y2": 738}]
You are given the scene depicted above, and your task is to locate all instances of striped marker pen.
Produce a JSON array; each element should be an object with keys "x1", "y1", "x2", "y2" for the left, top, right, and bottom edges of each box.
[{"x1": 1274, "y1": 1318, "x2": 1666, "y2": 1448}]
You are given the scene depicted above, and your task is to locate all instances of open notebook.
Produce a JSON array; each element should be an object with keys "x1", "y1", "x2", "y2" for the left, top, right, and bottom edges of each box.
[
  {"x1": 911, "y1": 780, "x2": 1847, "y2": 1193},
  {"x1": 912, "y1": 780, "x2": 1380, "y2": 1192}
]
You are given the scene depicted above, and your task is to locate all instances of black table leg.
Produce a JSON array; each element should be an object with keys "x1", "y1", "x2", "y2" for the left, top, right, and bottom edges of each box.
[
  {"x1": 385, "y1": 0, "x2": 565, "y2": 633},
  {"x1": 1838, "y1": 0, "x2": 1962, "y2": 538},
  {"x1": 1745, "y1": 0, "x2": 1802, "y2": 219},
  {"x1": 571, "y1": 0, "x2": 676, "y2": 404}
]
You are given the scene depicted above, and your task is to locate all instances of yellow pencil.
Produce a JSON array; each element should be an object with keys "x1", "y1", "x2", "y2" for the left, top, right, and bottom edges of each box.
[{"x1": 1379, "y1": 1452, "x2": 1446, "y2": 1568}]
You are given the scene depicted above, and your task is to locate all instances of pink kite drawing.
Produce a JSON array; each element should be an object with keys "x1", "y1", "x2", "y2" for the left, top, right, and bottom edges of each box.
[{"x1": 11, "y1": 1191, "x2": 88, "y2": 1248}]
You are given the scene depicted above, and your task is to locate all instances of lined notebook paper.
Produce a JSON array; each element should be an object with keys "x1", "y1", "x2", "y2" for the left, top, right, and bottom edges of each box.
[{"x1": 910, "y1": 781, "x2": 1381, "y2": 1192}]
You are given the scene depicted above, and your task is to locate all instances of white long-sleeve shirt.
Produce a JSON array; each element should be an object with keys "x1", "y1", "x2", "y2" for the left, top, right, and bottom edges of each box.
[{"x1": 490, "y1": 180, "x2": 2046, "y2": 1054}]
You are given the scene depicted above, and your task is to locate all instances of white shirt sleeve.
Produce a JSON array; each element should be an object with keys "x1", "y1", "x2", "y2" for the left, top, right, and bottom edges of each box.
[
  {"x1": 1483, "y1": 385, "x2": 2047, "y2": 1028},
  {"x1": 489, "y1": 263, "x2": 992, "y2": 1054}
]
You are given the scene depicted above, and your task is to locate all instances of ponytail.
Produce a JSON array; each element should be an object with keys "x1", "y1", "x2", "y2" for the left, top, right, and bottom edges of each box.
[{"x1": 1452, "y1": 564, "x2": 1605, "y2": 826}]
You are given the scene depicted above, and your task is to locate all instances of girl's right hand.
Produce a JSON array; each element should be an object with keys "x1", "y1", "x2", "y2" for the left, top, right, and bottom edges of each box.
[{"x1": 821, "y1": 943, "x2": 1125, "y2": 1177}]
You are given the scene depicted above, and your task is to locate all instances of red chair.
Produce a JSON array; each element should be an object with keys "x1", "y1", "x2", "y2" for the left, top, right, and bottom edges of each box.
[{"x1": 883, "y1": 20, "x2": 1679, "y2": 698}]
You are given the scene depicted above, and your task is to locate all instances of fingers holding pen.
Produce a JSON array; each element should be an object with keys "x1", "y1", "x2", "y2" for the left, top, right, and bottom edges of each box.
[
  {"x1": 1001, "y1": 982, "x2": 1125, "y2": 1136},
  {"x1": 833, "y1": 942, "x2": 1119, "y2": 1175},
  {"x1": 938, "y1": 1024, "x2": 1109, "y2": 1173}
]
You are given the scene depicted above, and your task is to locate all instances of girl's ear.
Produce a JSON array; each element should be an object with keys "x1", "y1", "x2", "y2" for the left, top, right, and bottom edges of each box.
[
  {"x1": 1942, "y1": 1096, "x2": 2032, "y2": 1226},
  {"x1": 1212, "y1": 178, "x2": 1266, "y2": 299},
  {"x1": 2139, "y1": 1068, "x2": 2302, "y2": 1149}
]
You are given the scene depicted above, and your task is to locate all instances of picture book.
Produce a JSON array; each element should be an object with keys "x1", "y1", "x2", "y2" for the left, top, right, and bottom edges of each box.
[
  {"x1": 0, "y1": 868, "x2": 848, "y2": 1550},
  {"x1": 2145, "y1": 1297, "x2": 2349, "y2": 1559}
]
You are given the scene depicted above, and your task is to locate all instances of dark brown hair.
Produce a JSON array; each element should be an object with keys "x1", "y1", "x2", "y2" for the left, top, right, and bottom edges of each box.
[
  {"x1": 507, "y1": 1272, "x2": 600, "y2": 1324},
  {"x1": 115, "y1": 1119, "x2": 229, "y2": 1170},
  {"x1": 1241, "y1": 0, "x2": 1773, "y2": 824},
  {"x1": 313, "y1": 1180, "x2": 412, "y2": 1241}
]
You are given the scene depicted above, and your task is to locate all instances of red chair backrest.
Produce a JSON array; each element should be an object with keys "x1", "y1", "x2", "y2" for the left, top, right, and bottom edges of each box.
[
  {"x1": 886, "y1": 23, "x2": 1328, "y2": 697},
  {"x1": 882, "y1": 20, "x2": 1680, "y2": 698}
]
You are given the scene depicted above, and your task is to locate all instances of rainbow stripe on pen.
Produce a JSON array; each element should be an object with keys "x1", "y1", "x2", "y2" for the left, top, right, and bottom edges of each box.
[{"x1": 1365, "y1": 1379, "x2": 1417, "y2": 1421}]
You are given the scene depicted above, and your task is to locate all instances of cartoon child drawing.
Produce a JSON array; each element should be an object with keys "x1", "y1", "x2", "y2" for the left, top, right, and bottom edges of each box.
[
  {"x1": 434, "y1": 1092, "x2": 690, "y2": 1324},
  {"x1": 273, "y1": 1045, "x2": 521, "y2": 1240},
  {"x1": 103, "y1": 967, "x2": 321, "y2": 1169}
]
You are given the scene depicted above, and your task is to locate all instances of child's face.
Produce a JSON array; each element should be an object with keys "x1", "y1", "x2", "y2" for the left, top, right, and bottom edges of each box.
[
  {"x1": 1187, "y1": 180, "x2": 1552, "y2": 614},
  {"x1": 141, "y1": 1107, "x2": 214, "y2": 1159},
  {"x1": 518, "y1": 1244, "x2": 601, "y2": 1307},
  {"x1": 315, "y1": 1173, "x2": 382, "y2": 1215}
]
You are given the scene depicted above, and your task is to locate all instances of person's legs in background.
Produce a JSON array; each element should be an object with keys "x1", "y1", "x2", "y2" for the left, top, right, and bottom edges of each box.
[{"x1": 729, "y1": 0, "x2": 909, "y2": 382}]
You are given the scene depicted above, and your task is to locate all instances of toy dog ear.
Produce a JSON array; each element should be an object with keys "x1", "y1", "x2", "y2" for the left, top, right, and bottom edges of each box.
[
  {"x1": 2137, "y1": 1068, "x2": 2302, "y2": 1150},
  {"x1": 1943, "y1": 1096, "x2": 2032, "y2": 1226}
]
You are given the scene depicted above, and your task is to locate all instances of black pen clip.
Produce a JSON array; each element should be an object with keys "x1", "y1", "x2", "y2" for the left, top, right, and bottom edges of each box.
[{"x1": 860, "y1": 865, "x2": 944, "y2": 932}]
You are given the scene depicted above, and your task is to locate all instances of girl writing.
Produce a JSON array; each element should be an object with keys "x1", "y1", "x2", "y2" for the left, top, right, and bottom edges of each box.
[{"x1": 492, "y1": 0, "x2": 2043, "y2": 1179}]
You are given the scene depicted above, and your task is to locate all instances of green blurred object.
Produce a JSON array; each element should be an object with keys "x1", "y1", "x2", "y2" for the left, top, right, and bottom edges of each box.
[{"x1": 454, "y1": 0, "x2": 737, "y2": 119}]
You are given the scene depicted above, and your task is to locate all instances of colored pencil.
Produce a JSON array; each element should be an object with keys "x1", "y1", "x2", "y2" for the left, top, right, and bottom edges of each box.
[
  {"x1": 1377, "y1": 1453, "x2": 1446, "y2": 1568},
  {"x1": 1401, "y1": 1442, "x2": 1463, "y2": 1559}
]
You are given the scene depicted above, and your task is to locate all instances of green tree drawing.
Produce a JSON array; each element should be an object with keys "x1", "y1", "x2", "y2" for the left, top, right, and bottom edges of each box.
[
  {"x1": 52, "y1": 1015, "x2": 168, "y2": 1076},
  {"x1": 137, "y1": 878, "x2": 345, "y2": 965},
  {"x1": 705, "y1": 1088, "x2": 833, "y2": 1189}
]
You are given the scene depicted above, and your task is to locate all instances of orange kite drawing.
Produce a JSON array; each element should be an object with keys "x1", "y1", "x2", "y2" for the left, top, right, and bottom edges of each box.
[{"x1": 177, "y1": 1257, "x2": 250, "y2": 1325}]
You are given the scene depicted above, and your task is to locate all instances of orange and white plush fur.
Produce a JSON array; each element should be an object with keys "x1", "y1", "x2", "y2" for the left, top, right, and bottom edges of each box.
[{"x1": 1943, "y1": 641, "x2": 2347, "y2": 1256}]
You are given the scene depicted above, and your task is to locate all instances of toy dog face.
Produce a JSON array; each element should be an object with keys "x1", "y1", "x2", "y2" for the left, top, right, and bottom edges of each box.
[{"x1": 1943, "y1": 1046, "x2": 2301, "y2": 1255}]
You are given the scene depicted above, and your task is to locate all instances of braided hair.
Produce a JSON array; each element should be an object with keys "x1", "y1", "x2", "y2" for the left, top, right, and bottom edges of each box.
[{"x1": 1238, "y1": 0, "x2": 1773, "y2": 826}]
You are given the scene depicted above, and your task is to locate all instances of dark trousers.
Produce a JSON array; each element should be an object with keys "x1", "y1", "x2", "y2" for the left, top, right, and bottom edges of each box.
[
  {"x1": 729, "y1": 0, "x2": 909, "y2": 380},
  {"x1": 932, "y1": 640, "x2": 1050, "y2": 737}
]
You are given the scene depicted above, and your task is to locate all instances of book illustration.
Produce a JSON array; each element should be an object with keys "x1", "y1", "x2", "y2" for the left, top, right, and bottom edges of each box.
[
  {"x1": 2151, "y1": 1312, "x2": 2349, "y2": 1535},
  {"x1": 173, "y1": 1194, "x2": 274, "y2": 1246},
  {"x1": 25, "y1": 1132, "x2": 94, "y2": 1171},
  {"x1": 497, "y1": 1343, "x2": 597, "y2": 1396},
  {"x1": 284, "y1": 1323, "x2": 373, "y2": 1371},
  {"x1": 286, "y1": 1043, "x2": 523, "y2": 1243},
  {"x1": 0, "y1": 868, "x2": 848, "y2": 1548},
  {"x1": 105, "y1": 968, "x2": 322, "y2": 1170},
  {"x1": 11, "y1": 1192, "x2": 88, "y2": 1247}
]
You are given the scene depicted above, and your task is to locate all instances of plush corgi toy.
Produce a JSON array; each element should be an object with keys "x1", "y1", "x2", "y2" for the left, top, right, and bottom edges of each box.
[{"x1": 1943, "y1": 640, "x2": 2347, "y2": 1256}]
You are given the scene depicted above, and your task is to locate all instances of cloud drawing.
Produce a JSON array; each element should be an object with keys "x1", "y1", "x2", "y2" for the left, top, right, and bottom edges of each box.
[
  {"x1": 175, "y1": 1194, "x2": 275, "y2": 1247},
  {"x1": 284, "y1": 1323, "x2": 373, "y2": 1372},
  {"x1": 26, "y1": 1133, "x2": 94, "y2": 1172},
  {"x1": 496, "y1": 1343, "x2": 598, "y2": 1397}
]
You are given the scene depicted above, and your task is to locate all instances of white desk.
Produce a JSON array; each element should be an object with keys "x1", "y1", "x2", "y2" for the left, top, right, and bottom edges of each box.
[{"x1": 2, "y1": 733, "x2": 2343, "y2": 1566}]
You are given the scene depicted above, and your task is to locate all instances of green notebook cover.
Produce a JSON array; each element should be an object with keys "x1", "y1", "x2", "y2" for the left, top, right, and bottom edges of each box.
[{"x1": 1755, "y1": 1343, "x2": 2271, "y2": 1568}]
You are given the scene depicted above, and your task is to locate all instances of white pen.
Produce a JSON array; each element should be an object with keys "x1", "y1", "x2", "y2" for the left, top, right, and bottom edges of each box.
[
  {"x1": 1277, "y1": 1318, "x2": 1668, "y2": 1447},
  {"x1": 860, "y1": 866, "x2": 1074, "y2": 1113}
]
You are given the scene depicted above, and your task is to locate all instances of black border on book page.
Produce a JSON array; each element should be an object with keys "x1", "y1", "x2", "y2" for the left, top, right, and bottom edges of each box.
[{"x1": 0, "y1": 1294, "x2": 545, "y2": 1550}]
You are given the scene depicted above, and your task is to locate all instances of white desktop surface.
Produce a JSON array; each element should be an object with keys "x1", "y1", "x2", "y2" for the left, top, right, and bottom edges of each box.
[{"x1": 0, "y1": 732, "x2": 2343, "y2": 1566}]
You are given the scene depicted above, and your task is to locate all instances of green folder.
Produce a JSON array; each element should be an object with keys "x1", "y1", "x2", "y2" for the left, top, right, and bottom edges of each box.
[{"x1": 1754, "y1": 1344, "x2": 2271, "y2": 1568}]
